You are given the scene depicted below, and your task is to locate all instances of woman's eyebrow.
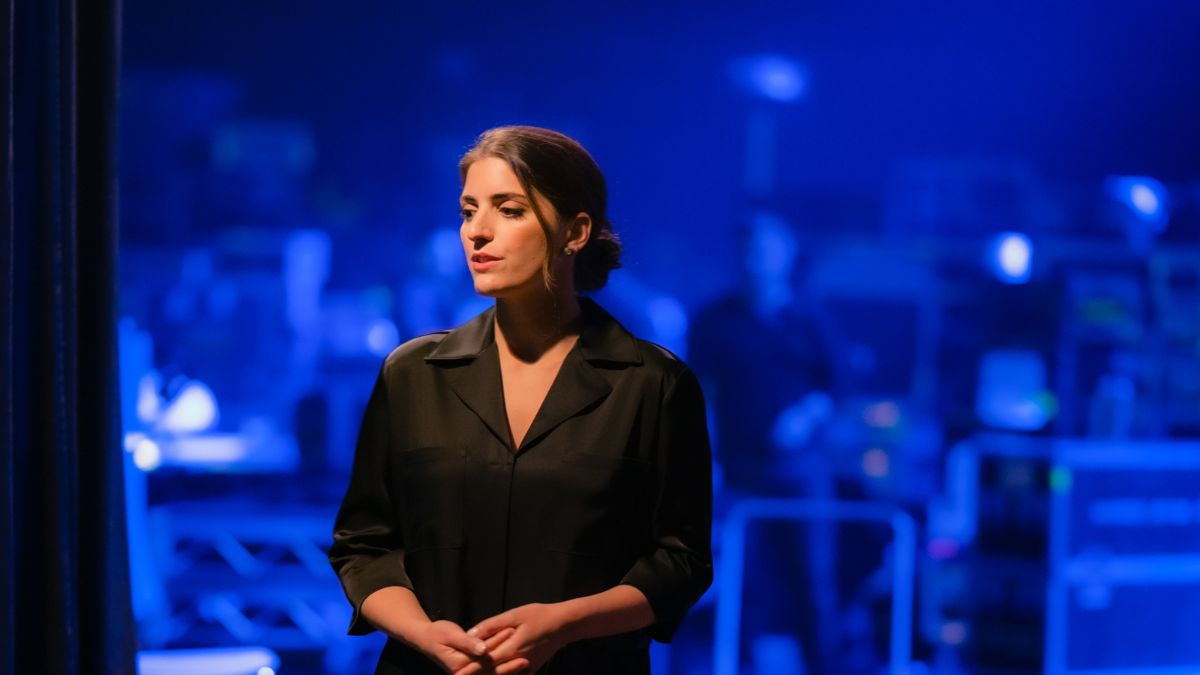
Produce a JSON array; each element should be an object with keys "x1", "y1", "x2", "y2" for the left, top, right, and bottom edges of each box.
[{"x1": 459, "y1": 192, "x2": 529, "y2": 205}]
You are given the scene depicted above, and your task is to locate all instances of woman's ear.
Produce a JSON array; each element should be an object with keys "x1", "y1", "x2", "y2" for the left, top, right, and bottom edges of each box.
[{"x1": 566, "y1": 212, "x2": 592, "y2": 251}]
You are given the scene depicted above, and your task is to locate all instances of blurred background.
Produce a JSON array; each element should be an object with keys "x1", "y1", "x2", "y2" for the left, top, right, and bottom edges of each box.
[{"x1": 115, "y1": 2, "x2": 1200, "y2": 673}]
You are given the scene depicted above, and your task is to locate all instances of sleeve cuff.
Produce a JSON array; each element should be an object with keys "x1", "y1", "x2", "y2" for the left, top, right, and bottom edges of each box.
[{"x1": 619, "y1": 548, "x2": 713, "y2": 643}]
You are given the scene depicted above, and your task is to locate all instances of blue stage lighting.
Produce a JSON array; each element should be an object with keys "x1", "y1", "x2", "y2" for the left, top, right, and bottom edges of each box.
[
  {"x1": 159, "y1": 380, "x2": 220, "y2": 433},
  {"x1": 367, "y1": 318, "x2": 399, "y2": 356},
  {"x1": 125, "y1": 431, "x2": 162, "y2": 471},
  {"x1": 137, "y1": 646, "x2": 279, "y2": 675},
  {"x1": 133, "y1": 437, "x2": 162, "y2": 472},
  {"x1": 1130, "y1": 183, "x2": 1160, "y2": 217},
  {"x1": 1105, "y1": 175, "x2": 1169, "y2": 230},
  {"x1": 989, "y1": 232, "x2": 1032, "y2": 284},
  {"x1": 975, "y1": 349, "x2": 1054, "y2": 430},
  {"x1": 729, "y1": 54, "x2": 808, "y2": 102}
]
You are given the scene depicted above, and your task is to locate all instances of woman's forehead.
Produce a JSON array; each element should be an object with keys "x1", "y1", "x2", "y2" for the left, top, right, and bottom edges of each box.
[{"x1": 462, "y1": 157, "x2": 520, "y2": 189}]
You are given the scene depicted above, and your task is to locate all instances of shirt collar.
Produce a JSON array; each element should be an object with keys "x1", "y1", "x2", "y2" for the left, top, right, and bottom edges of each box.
[{"x1": 424, "y1": 295, "x2": 643, "y2": 366}]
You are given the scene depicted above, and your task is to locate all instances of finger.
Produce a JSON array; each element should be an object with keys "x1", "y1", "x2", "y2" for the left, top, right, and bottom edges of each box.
[
  {"x1": 482, "y1": 631, "x2": 524, "y2": 664},
  {"x1": 439, "y1": 646, "x2": 476, "y2": 673},
  {"x1": 453, "y1": 662, "x2": 483, "y2": 675},
  {"x1": 436, "y1": 624, "x2": 489, "y2": 658},
  {"x1": 484, "y1": 626, "x2": 516, "y2": 650},
  {"x1": 468, "y1": 611, "x2": 515, "y2": 640},
  {"x1": 495, "y1": 658, "x2": 530, "y2": 674},
  {"x1": 452, "y1": 628, "x2": 517, "y2": 675},
  {"x1": 440, "y1": 653, "x2": 472, "y2": 674}
]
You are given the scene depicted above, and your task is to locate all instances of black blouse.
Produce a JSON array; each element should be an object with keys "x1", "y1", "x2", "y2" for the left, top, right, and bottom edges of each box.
[{"x1": 328, "y1": 297, "x2": 714, "y2": 674}]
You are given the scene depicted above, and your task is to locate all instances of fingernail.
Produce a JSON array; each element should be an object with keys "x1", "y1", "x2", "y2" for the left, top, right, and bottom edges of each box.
[
  {"x1": 474, "y1": 641, "x2": 487, "y2": 654},
  {"x1": 467, "y1": 627, "x2": 479, "y2": 637}
]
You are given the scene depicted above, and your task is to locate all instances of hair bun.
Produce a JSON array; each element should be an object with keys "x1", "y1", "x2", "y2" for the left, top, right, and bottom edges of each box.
[{"x1": 576, "y1": 227, "x2": 622, "y2": 292}]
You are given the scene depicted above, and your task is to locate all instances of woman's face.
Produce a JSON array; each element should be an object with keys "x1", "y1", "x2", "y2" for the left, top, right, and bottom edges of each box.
[{"x1": 459, "y1": 156, "x2": 560, "y2": 298}]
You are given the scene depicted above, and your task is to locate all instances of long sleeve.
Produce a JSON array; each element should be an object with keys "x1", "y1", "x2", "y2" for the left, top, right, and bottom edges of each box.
[
  {"x1": 618, "y1": 366, "x2": 714, "y2": 643},
  {"x1": 328, "y1": 364, "x2": 414, "y2": 635}
]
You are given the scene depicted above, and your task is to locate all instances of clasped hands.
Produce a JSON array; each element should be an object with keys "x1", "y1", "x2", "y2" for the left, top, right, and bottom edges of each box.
[{"x1": 417, "y1": 602, "x2": 571, "y2": 675}]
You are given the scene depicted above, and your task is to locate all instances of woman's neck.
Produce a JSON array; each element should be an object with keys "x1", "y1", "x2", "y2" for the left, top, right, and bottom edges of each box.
[{"x1": 493, "y1": 288, "x2": 583, "y2": 363}]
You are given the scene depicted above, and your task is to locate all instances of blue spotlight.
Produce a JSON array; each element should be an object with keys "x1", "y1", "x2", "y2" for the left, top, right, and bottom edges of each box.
[
  {"x1": 159, "y1": 380, "x2": 219, "y2": 433},
  {"x1": 367, "y1": 318, "x2": 399, "y2": 356},
  {"x1": 1130, "y1": 183, "x2": 1160, "y2": 217},
  {"x1": 729, "y1": 54, "x2": 808, "y2": 103},
  {"x1": 126, "y1": 433, "x2": 162, "y2": 472},
  {"x1": 137, "y1": 646, "x2": 279, "y2": 675},
  {"x1": 1106, "y1": 175, "x2": 1169, "y2": 231},
  {"x1": 989, "y1": 232, "x2": 1033, "y2": 284}
]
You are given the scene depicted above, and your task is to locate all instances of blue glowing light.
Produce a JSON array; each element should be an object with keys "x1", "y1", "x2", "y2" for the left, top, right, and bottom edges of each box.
[
  {"x1": 646, "y1": 296, "x2": 689, "y2": 358},
  {"x1": 988, "y1": 232, "x2": 1032, "y2": 284},
  {"x1": 137, "y1": 646, "x2": 279, "y2": 675},
  {"x1": 1130, "y1": 184, "x2": 1159, "y2": 216},
  {"x1": 367, "y1": 318, "x2": 399, "y2": 356},
  {"x1": 940, "y1": 621, "x2": 968, "y2": 646},
  {"x1": 137, "y1": 373, "x2": 162, "y2": 424},
  {"x1": 863, "y1": 401, "x2": 901, "y2": 429},
  {"x1": 862, "y1": 448, "x2": 891, "y2": 478},
  {"x1": 975, "y1": 349, "x2": 1054, "y2": 430},
  {"x1": 729, "y1": 54, "x2": 809, "y2": 102},
  {"x1": 130, "y1": 435, "x2": 162, "y2": 472},
  {"x1": 284, "y1": 229, "x2": 331, "y2": 333},
  {"x1": 170, "y1": 434, "x2": 248, "y2": 464},
  {"x1": 134, "y1": 440, "x2": 162, "y2": 472},
  {"x1": 1111, "y1": 176, "x2": 1165, "y2": 217},
  {"x1": 159, "y1": 381, "x2": 219, "y2": 433},
  {"x1": 1106, "y1": 175, "x2": 1169, "y2": 231},
  {"x1": 926, "y1": 537, "x2": 960, "y2": 561}
]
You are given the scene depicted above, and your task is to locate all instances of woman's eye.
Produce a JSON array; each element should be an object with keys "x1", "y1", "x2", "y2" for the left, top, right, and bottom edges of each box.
[
  {"x1": 500, "y1": 207, "x2": 525, "y2": 218},
  {"x1": 459, "y1": 208, "x2": 475, "y2": 220}
]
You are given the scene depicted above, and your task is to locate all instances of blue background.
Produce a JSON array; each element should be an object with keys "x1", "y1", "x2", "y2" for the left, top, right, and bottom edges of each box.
[{"x1": 117, "y1": 2, "x2": 1200, "y2": 673}]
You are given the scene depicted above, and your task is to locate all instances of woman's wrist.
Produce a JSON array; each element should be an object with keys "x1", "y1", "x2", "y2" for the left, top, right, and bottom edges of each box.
[
  {"x1": 361, "y1": 586, "x2": 435, "y2": 648},
  {"x1": 551, "y1": 585, "x2": 655, "y2": 644},
  {"x1": 551, "y1": 599, "x2": 587, "y2": 644},
  {"x1": 396, "y1": 616, "x2": 437, "y2": 652}
]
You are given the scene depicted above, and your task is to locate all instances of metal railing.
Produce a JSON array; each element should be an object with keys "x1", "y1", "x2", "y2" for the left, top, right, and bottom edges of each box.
[{"x1": 715, "y1": 498, "x2": 917, "y2": 675}]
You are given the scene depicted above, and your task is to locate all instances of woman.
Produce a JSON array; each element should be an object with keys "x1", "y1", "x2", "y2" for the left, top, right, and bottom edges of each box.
[{"x1": 329, "y1": 125, "x2": 713, "y2": 674}]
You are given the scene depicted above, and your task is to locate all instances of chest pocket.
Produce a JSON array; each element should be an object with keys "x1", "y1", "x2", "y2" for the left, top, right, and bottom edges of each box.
[
  {"x1": 390, "y1": 446, "x2": 466, "y2": 551},
  {"x1": 547, "y1": 451, "x2": 654, "y2": 557}
]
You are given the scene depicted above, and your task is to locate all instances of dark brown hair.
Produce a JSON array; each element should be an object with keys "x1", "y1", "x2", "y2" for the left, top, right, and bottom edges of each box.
[{"x1": 459, "y1": 125, "x2": 622, "y2": 293}]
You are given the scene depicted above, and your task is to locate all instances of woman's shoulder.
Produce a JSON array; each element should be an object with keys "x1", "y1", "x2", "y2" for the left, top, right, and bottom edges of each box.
[
  {"x1": 634, "y1": 338, "x2": 686, "y2": 371},
  {"x1": 581, "y1": 296, "x2": 688, "y2": 371},
  {"x1": 382, "y1": 302, "x2": 495, "y2": 377},
  {"x1": 629, "y1": 338, "x2": 701, "y2": 394},
  {"x1": 380, "y1": 330, "x2": 452, "y2": 375}
]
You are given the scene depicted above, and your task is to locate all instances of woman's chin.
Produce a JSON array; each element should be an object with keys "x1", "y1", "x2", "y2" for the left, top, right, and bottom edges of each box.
[
  {"x1": 471, "y1": 275, "x2": 542, "y2": 301},
  {"x1": 471, "y1": 280, "x2": 506, "y2": 298}
]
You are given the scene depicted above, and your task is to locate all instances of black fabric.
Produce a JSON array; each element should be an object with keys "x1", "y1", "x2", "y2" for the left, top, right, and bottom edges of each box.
[
  {"x1": 1, "y1": 0, "x2": 135, "y2": 673},
  {"x1": 329, "y1": 296, "x2": 713, "y2": 674}
]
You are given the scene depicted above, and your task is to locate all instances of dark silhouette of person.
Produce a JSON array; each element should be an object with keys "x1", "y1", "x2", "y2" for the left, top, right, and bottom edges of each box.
[{"x1": 688, "y1": 210, "x2": 837, "y2": 673}]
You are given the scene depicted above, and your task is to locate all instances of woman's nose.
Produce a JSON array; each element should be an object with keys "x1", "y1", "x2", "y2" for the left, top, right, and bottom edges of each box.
[{"x1": 464, "y1": 211, "x2": 494, "y2": 242}]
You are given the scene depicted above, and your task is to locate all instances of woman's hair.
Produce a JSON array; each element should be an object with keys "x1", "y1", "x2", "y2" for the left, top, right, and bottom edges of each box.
[{"x1": 459, "y1": 125, "x2": 622, "y2": 293}]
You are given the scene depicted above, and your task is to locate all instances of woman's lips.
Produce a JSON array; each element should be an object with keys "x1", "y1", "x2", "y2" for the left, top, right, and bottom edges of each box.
[{"x1": 469, "y1": 255, "x2": 502, "y2": 271}]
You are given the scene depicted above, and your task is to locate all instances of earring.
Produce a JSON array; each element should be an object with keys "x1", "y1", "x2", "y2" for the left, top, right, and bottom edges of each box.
[{"x1": 563, "y1": 247, "x2": 574, "y2": 256}]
